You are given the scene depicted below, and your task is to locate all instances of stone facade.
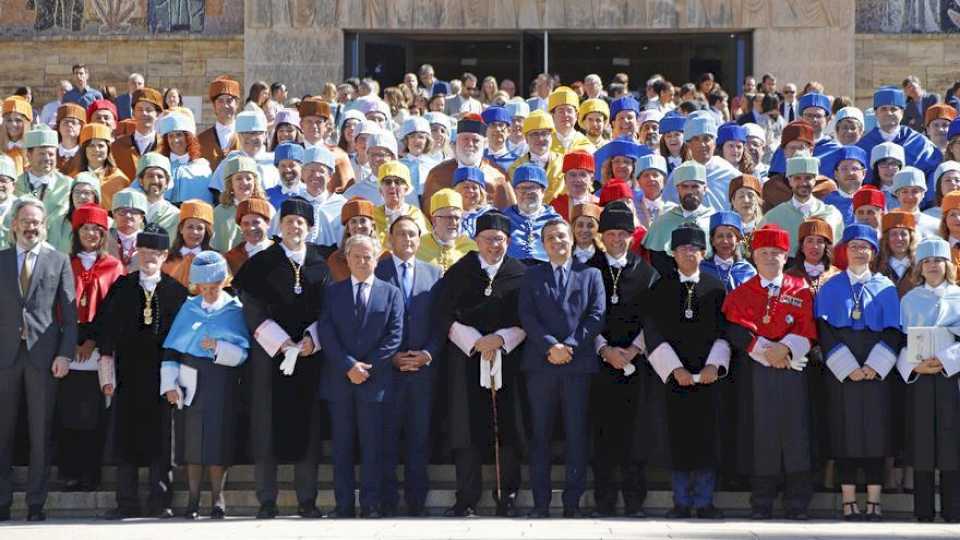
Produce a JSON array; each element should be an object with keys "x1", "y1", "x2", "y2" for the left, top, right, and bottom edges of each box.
[
  {"x1": 855, "y1": 32, "x2": 959, "y2": 108},
  {"x1": 244, "y1": 0, "x2": 857, "y2": 101}
]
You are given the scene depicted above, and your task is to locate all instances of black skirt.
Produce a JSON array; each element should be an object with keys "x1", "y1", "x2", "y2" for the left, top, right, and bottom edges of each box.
[{"x1": 176, "y1": 354, "x2": 241, "y2": 466}]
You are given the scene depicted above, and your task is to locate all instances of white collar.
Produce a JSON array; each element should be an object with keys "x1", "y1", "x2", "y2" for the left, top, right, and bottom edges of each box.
[
  {"x1": 847, "y1": 267, "x2": 872, "y2": 284},
  {"x1": 392, "y1": 254, "x2": 415, "y2": 271},
  {"x1": 551, "y1": 258, "x2": 573, "y2": 274},
  {"x1": 950, "y1": 236, "x2": 960, "y2": 248},
  {"x1": 879, "y1": 128, "x2": 898, "y2": 142},
  {"x1": 574, "y1": 245, "x2": 595, "y2": 262},
  {"x1": 836, "y1": 189, "x2": 855, "y2": 199},
  {"x1": 245, "y1": 239, "x2": 272, "y2": 257},
  {"x1": 714, "y1": 255, "x2": 735, "y2": 267},
  {"x1": 679, "y1": 270, "x2": 700, "y2": 283},
  {"x1": 180, "y1": 246, "x2": 201, "y2": 257},
  {"x1": 6, "y1": 140, "x2": 23, "y2": 150},
  {"x1": 280, "y1": 182, "x2": 303, "y2": 196},
  {"x1": 528, "y1": 151, "x2": 549, "y2": 165},
  {"x1": 281, "y1": 242, "x2": 306, "y2": 265},
  {"x1": 681, "y1": 208, "x2": 700, "y2": 218},
  {"x1": 555, "y1": 130, "x2": 576, "y2": 149},
  {"x1": 759, "y1": 273, "x2": 784, "y2": 289},
  {"x1": 170, "y1": 152, "x2": 189, "y2": 164},
  {"x1": 77, "y1": 251, "x2": 98, "y2": 270},
  {"x1": 480, "y1": 255, "x2": 504, "y2": 278},
  {"x1": 117, "y1": 229, "x2": 138, "y2": 245},
  {"x1": 201, "y1": 291, "x2": 230, "y2": 312},
  {"x1": 58, "y1": 144, "x2": 79, "y2": 158},
  {"x1": 517, "y1": 205, "x2": 545, "y2": 219},
  {"x1": 301, "y1": 188, "x2": 329, "y2": 203},
  {"x1": 16, "y1": 243, "x2": 42, "y2": 257},
  {"x1": 350, "y1": 274, "x2": 376, "y2": 289},
  {"x1": 27, "y1": 171, "x2": 52, "y2": 188},
  {"x1": 139, "y1": 270, "x2": 161, "y2": 292},
  {"x1": 804, "y1": 261, "x2": 825, "y2": 276},
  {"x1": 925, "y1": 281, "x2": 949, "y2": 297},
  {"x1": 645, "y1": 197, "x2": 663, "y2": 210},
  {"x1": 606, "y1": 252, "x2": 628, "y2": 268},
  {"x1": 791, "y1": 196, "x2": 814, "y2": 210},
  {"x1": 134, "y1": 130, "x2": 155, "y2": 142},
  {"x1": 215, "y1": 122, "x2": 234, "y2": 134},
  {"x1": 889, "y1": 256, "x2": 910, "y2": 275}
]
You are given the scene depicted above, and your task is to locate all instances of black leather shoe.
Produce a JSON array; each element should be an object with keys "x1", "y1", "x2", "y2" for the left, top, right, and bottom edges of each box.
[
  {"x1": 102, "y1": 507, "x2": 140, "y2": 520},
  {"x1": 62, "y1": 479, "x2": 82, "y2": 492},
  {"x1": 750, "y1": 509, "x2": 772, "y2": 520},
  {"x1": 26, "y1": 505, "x2": 45, "y2": 522},
  {"x1": 360, "y1": 508, "x2": 382, "y2": 519},
  {"x1": 184, "y1": 505, "x2": 200, "y2": 520},
  {"x1": 0, "y1": 506, "x2": 10, "y2": 522},
  {"x1": 443, "y1": 504, "x2": 477, "y2": 518},
  {"x1": 527, "y1": 507, "x2": 550, "y2": 519},
  {"x1": 379, "y1": 504, "x2": 397, "y2": 518},
  {"x1": 665, "y1": 506, "x2": 692, "y2": 519},
  {"x1": 695, "y1": 505, "x2": 724, "y2": 519},
  {"x1": 562, "y1": 507, "x2": 586, "y2": 518},
  {"x1": 591, "y1": 503, "x2": 615, "y2": 518},
  {"x1": 256, "y1": 503, "x2": 278, "y2": 519},
  {"x1": 495, "y1": 492, "x2": 519, "y2": 517},
  {"x1": 323, "y1": 508, "x2": 356, "y2": 519},
  {"x1": 623, "y1": 506, "x2": 647, "y2": 518},
  {"x1": 210, "y1": 506, "x2": 226, "y2": 520},
  {"x1": 406, "y1": 505, "x2": 427, "y2": 517},
  {"x1": 786, "y1": 511, "x2": 809, "y2": 521},
  {"x1": 297, "y1": 504, "x2": 322, "y2": 519}
]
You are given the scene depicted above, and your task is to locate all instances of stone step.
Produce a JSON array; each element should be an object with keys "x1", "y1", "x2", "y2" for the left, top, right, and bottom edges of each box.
[{"x1": 6, "y1": 489, "x2": 919, "y2": 519}]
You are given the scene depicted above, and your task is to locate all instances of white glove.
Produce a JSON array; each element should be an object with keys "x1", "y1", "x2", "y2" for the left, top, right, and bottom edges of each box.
[
  {"x1": 789, "y1": 356, "x2": 808, "y2": 372},
  {"x1": 623, "y1": 363, "x2": 636, "y2": 377},
  {"x1": 279, "y1": 345, "x2": 301, "y2": 376}
]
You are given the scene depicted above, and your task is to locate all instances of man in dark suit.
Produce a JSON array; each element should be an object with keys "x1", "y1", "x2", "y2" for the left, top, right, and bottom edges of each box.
[
  {"x1": 902, "y1": 75, "x2": 940, "y2": 133},
  {"x1": 375, "y1": 216, "x2": 443, "y2": 517},
  {"x1": 114, "y1": 73, "x2": 144, "y2": 122},
  {"x1": 519, "y1": 219, "x2": 605, "y2": 518},
  {"x1": 0, "y1": 197, "x2": 78, "y2": 521},
  {"x1": 318, "y1": 234, "x2": 403, "y2": 519}
]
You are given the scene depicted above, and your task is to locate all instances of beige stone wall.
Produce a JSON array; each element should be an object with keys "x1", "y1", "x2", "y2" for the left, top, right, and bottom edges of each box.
[
  {"x1": 244, "y1": 0, "x2": 857, "y2": 99},
  {"x1": 855, "y1": 33, "x2": 959, "y2": 108},
  {"x1": 0, "y1": 36, "x2": 243, "y2": 127}
]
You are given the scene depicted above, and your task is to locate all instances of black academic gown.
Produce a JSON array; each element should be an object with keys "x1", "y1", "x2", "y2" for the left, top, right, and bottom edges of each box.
[
  {"x1": 641, "y1": 271, "x2": 727, "y2": 471},
  {"x1": 98, "y1": 272, "x2": 188, "y2": 465},
  {"x1": 233, "y1": 242, "x2": 331, "y2": 462},
  {"x1": 435, "y1": 251, "x2": 527, "y2": 452}
]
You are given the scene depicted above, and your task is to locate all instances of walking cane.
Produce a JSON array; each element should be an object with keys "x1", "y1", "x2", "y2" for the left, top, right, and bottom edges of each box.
[{"x1": 489, "y1": 356, "x2": 502, "y2": 504}]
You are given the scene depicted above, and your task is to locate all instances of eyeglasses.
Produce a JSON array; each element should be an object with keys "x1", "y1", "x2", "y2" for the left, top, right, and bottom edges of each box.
[
  {"x1": 837, "y1": 166, "x2": 865, "y2": 174},
  {"x1": 784, "y1": 90, "x2": 796, "y2": 95},
  {"x1": 368, "y1": 151, "x2": 394, "y2": 160},
  {"x1": 380, "y1": 178, "x2": 407, "y2": 187}
]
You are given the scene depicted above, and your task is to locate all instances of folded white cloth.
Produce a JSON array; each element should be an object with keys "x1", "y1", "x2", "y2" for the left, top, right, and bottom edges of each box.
[
  {"x1": 480, "y1": 349, "x2": 502, "y2": 390},
  {"x1": 279, "y1": 344, "x2": 301, "y2": 376},
  {"x1": 70, "y1": 348, "x2": 101, "y2": 371},
  {"x1": 98, "y1": 354, "x2": 116, "y2": 408}
]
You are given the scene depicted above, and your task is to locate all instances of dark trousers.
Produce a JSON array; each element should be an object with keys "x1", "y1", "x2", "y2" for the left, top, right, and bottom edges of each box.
[
  {"x1": 672, "y1": 469, "x2": 716, "y2": 509},
  {"x1": 914, "y1": 470, "x2": 960, "y2": 521},
  {"x1": 328, "y1": 394, "x2": 384, "y2": 513},
  {"x1": 58, "y1": 427, "x2": 103, "y2": 485},
  {"x1": 0, "y1": 346, "x2": 57, "y2": 509},
  {"x1": 452, "y1": 446, "x2": 521, "y2": 508},
  {"x1": 527, "y1": 372, "x2": 590, "y2": 510},
  {"x1": 116, "y1": 461, "x2": 173, "y2": 511},
  {"x1": 254, "y1": 400, "x2": 323, "y2": 508},
  {"x1": 591, "y1": 372, "x2": 646, "y2": 511},
  {"x1": 751, "y1": 470, "x2": 813, "y2": 514},
  {"x1": 383, "y1": 374, "x2": 434, "y2": 511}
]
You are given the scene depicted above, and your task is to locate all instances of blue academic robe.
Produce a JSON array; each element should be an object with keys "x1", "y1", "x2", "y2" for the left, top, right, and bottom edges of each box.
[
  {"x1": 484, "y1": 148, "x2": 520, "y2": 173},
  {"x1": 823, "y1": 191, "x2": 855, "y2": 226},
  {"x1": 503, "y1": 204, "x2": 561, "y2": 262},
  {"x1": 461, "y1": 205, "x2": 492, "y2": 238},
  {"x1": 662, "y1": 156, "x2": 739, "y2": 213},
  {"x1": 162, "y1": 294, "x2": 250, "y2": 364},
  {"x1": 699, "y1": 258, "x2": 757, "y2": 292},
  {"x1": 770, "y1": 137, "x2": 843, "y2": 177},
  {"x1": 856, "y1": 127, "x2": 943, "y2": 208}
]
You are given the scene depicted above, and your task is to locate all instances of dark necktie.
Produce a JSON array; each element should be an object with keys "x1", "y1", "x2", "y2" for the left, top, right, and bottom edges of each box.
[
  {"x1": 355, "y1": 282, "x2": 367, "y2": 322},
  {"x1": 400, "y1": 262, "x2": 412, "y2": 306},
  {"x1": 555, "y1": 266, "x2": 566, "y2": 300}
]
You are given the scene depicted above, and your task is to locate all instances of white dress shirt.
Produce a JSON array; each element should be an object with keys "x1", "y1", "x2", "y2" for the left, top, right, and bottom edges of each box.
[
  {"x1": 351, "y1": 274, "x2": 376, "y2": 307},
  {"x1": 215, "y1": 122, "x2": 235, "y2": 151}
]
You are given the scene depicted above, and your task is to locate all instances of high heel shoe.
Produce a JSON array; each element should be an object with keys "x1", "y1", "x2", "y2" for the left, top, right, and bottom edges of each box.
[{"x1": 842, "y1": 501, "x2": 862, "y2": 521}]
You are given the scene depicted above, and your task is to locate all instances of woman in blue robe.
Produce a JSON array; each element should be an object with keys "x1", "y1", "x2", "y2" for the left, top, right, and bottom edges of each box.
[
  {"x1": 699, "y1": 211, "x2": 756, "y2": 292},
  {"x1": 815, "y1": 224, "x2": 903, "y2": 521},
  {"x1": 897, "y1": 238, "x2": 960, "y2": 523},
  {"x1": 161, "y1": 251, "x2": 250, "y2": 519}
]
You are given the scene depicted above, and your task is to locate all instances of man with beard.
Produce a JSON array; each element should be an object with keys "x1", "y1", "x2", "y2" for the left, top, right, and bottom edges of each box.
[
  {"x1": 857, "y1": 88, "x2": 941, "y2": 207},
  {"x1": 761, "y1": 155, "x2": 844, "y2": 258},
  {"x1": 508, "y1": 110, "x2": 565, "y2": 204},
  {"x1": 579, "y1": 99, "x2": 610, "y2": 148},
  {"x1": 481, "y1": 107, "x2": 520, "y2": 172},
  {"x1": 503, "y1": 164, "x2": 561, "y2": 264},
  {"x1": 376, "y1": 216, "x2": 444, "y2": 517},
  {"x1": 417, "y1": 189, "x2": 477, "y2": 273},
  {"x1": 13, "y1": 126, "x2": 73, "y2": 251},
  {"x1": 98, "y1": 224, "x2": 188, "y2": 519},
  {"x1": 298, "y1": 98, "x2": 353, "y2": 193},
  {"x1": 643, "y1": 161, "x2": 716, "y2": 276},
  {"x1": 638, "y1": 109, "x2": 663, "y2": 153},
  {"x1": 661, "y1": 113, "x2": 740, "y2": 213},
  {"x1": 265, "y1": 143, "x2": 304, "y2": 210},
  {"x1": 548, "y1": 87, "x2": 595, "y2": 156},
  {"x1": 436, "y1": 210, "x2": 528, "y2": 517},
  {"x1": 197, "y1": 78, "x2": 241, "y2": 171},
  {"x1": 224, "y1": 198, "x2": 274, "y2": 274},
  {"x1": 588, "y1": 203, "x2": 659, "y2": 518},
  {"x1": 111, "y1": 88, "x2": 163, "y2": 181},
  {"x1": 134, "y1": 153, "x2": 180, "y2": 241},
  {"x1": 233, "y1": 196, "x2": 330, "y2": 519},
  {"x1": 0, "y1": 197, "x2": 77, "y2": 522},
  {"x1": 422, "y1": 114, "x2": 515, "y2": 213}
]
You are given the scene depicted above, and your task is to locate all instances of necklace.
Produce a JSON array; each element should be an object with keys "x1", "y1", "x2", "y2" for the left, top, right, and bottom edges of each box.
[
  {"x1": 483, "y1": 269, "x2": 494, "y2": 296},
  {"x1": 761, "y1": 283, "x2": 781, "y2": 325},
  {"x1": 143, "y1": 287, "x2": 156, "y2": 325},
  {"x1": 851, "y1": 282, "x2": 866, "y2": 320},
  {"x1": 608, "y1": 265, "x2": 623, "y2": 304},
  {"x1": 290, "y1": 258, "x2": 303, "y2": 295},
  {"x1": 683, "y1": 282, "x2": 695, "y2": 319}
]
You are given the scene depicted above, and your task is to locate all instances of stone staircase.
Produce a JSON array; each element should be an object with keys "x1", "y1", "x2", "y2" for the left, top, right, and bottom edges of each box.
[{"x1": 10, "y1": 464, "x2": 919, "y2": 519}]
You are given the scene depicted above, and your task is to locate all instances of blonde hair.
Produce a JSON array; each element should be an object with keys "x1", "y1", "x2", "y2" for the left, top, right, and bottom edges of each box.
[
  {"x1": 220, "y1": 173, "x2": 267, "y2": 206},
  {"x1": 910, "y1": 257, "x2": 957, "y2": 285}
]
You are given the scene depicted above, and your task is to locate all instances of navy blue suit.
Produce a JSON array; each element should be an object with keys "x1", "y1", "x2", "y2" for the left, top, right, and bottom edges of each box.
[
  {"x1": 318, "y1": 277, "x2": 404, "y2": 514},
  {"x1": 519, "y1": 260, "x2": 605, "y2": 511},
  {"x1": 115, "y1": 92, "x2": 133, "y2": 121},
  {"x1": 374, "y1": 257, "x2": 443, "y2": 513}
]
